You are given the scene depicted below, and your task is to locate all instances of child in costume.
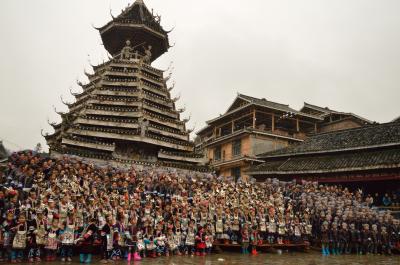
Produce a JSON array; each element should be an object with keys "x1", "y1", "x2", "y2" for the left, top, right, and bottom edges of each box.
[
  {"x1": 205, "y1": 224, "x2": 214, "y2": 255},
  {"x1": 144, "y1": 233, "x2": 156, "y2": 258},
  {"x1": 320, "y1": 221, "x2": 330, "y2": 256},
  {"x1": 258, "y1": 207, "x2": 267, "y2": 244},
  {"x1": 293, "y1": 217, "x2": 302, "y2": 244},
  {"x1": 214, "y1": 208, "x2": 224, "y2": 243},
  {"x1": 231, "y1": 208, "x2": 241, "y2": 244},
  {"x1": 195, "y1": 225, "x2": 206, "y2": 256},
  {"x1": 136, "y1": 230, "x2": 146, "y2": 259},
  {"x1": 250, "y1": 225, "x2": 260, "y2": 255},
  {"x1": 329, "y1": 222, "x2": 339, "y2": 255},
  {"x1": 349, "y1": 223, "x2": 361, "y2": 254},
  {"x1": 370, "y1": 224, "x2": 379, "y2": 254},
  {"x1": 99, "y1": 215, "x2": 112, "y2": 263},
  {"x1": 26, "y1": 225, "x2": 38, "y2": 262},
  {"x1": 240, "y1": 224, "x2": 250, "y2": 254},
  {"x1": 277, "y1": 215, "x2": 286, "y2": 245},
  {"x1": 185, "y1": 220, "x2": 196, "y2": 255},
  {"x1": 361, "y1": 223, "x2": 372, "y2": 254},
  {"x1": 126, "y1": 217, "x2": 141, "y2": 261},
  {"x1": 174, "y1": 220, "x2": 184, "y2": 255},
  {"x1": 155, "y1": 228, "x2": 166, "y2": 257},
  {"x1": 2, "y1": 210, "x2": 16, "y2": 262},
  {"x1": 45, "y1": 216, "x2": 60, "y2": 261},
  {"x1": 33, "y1": 208, "x2": 47, "y2": 262},
  {"x1": 380, "y1": 226, "x2": 391, "y2": 254},
  {"x1": 267, "y1": 211, "x2": 277, "y2": 244},
  {"x1": 338, "y1": 222, "x2": 350, "y2": 254},
  {"x1": 60, "y1": 215, "x2": 76, "y2": 262},
  {"x1": 167, "y1": 228, "x2": 179, "y2": 256},
  {"x1": 11, "y1": 213, "x2": 28, "y2": 263}
]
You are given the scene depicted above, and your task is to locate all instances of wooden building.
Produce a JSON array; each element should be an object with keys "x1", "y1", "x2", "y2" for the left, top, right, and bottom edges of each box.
[
  {"x1": 197, "y1": 94, "x2": 372, "y2": 180},
  {"x1": 197, "y1": 94, "x2": 322, "y2": 179},
  {"x1": 44, "y1": 0, "x2": 203, "y2": 167},
  {"x1": 248, "y1": 122, "x2": 400, "y2": 193}
]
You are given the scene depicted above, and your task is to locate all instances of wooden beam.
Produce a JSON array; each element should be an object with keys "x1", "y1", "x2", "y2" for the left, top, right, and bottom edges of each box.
[
  {"x1": 215, "y1": 111, "x2": 253, "y2": 130},
  {"x1": 296, "y1": 118, "x2": 299, "y2": 132},
  {"x1": 272, "y1": 114, "x2": 275, "y2": 132},
  {"x1": 252, "y1": 109, "x2": 256, "y2": 129}
]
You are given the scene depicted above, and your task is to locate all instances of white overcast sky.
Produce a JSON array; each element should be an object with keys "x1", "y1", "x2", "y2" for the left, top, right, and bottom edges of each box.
[{"x1": 0, "y1": 0, "x2": 399, "y2": 151}]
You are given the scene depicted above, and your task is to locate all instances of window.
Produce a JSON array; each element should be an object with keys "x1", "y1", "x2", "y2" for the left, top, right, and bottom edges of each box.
[
  {"x1": 232, "y1": 139, "x2": 241, "y2": 157},
  {"x1": 231, "y1": 167, "x2": 241, "y2": 181},
  {"x1": 214, "y1": 146, "x2": 221, "y2": 161}
]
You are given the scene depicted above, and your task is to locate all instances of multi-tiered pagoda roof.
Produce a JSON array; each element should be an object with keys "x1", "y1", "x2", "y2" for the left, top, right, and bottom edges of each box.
[{"x1": 44, "y1": 0, "x2": 203, "y2": 166}]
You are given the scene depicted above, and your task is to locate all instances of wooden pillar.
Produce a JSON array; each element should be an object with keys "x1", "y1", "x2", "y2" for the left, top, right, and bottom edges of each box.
[
  {"x1": 296, "y1": 118, "x2": 300, "y2": 132},
  {"x1": 314, "y1": 123, "x2": 317, "y2": 133},
  {"x1": 231, "y1": 121, "x2": 234, "y2": 133},
  {"x1": 271, "y1": 114, "x2": 275, "y2": 132},
  {"x1": 252, "y1": 110, "x2": 256, "y2": 129}
]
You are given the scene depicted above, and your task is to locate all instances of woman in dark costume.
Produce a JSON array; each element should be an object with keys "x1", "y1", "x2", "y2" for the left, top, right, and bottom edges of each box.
[{"x1": 77, "y1": 217, "x2": 97, "y2": 264}]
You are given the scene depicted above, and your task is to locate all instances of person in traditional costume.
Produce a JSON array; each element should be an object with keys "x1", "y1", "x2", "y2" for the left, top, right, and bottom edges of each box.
[
  {"x1": 143, "y1": 232, "x2": 156, "y2": 258},
  {"x1": 204, "y1": 224, "x2": 214, "y2": 255},
  {"x1": 155, "y1": 227, "x2": 166, "y2": 256},
  {"x1": 2, "y1": 210, "x2": 16, "y2": 262},
  {"x1": 136, "y1": 230, "x2": 145, "y2": 259},
  {"x1": 126, "y1": 217, "x2": 141, "y2": 261},
  {"x1": 60, "y1": 211, "x2": 76, "y2": 262},
  {"x1": 370, "y1": 224, "x2": 379, "y2": 254},
  {"x1": 258, "y1": 207, "x2": 267, "y2": 244},
  {"x1": 250, "y1": 225, "x2": 260, "y2": 255},
  {"x1": 349, "y1": 223, "x2": 361, "y2": 254},
  {"x1": 338, "y1": 222, "x2": 350, "y2": 254},
  {"x1": 361, "y1": 223, "x2": 372, "y2": 254},
  {"x1": 32, "y1": 208, "x2": 47, "y2": 262},
  {"x1": 267, "y1": 207, "x2": 277, "y2": 244},
  {"x1": 45, "y1": 215, "x2": 60, "y2": 261},
  {"x1": 277, "y1": 214, "x2": 286, "y2": 245},
  {"x1": 331, "y1": 222, "x2": 340, "y2": 254},
  {"x1": 77, "y1": 217, "x2": 97, "y2": 264},
  {"x1": 11, "y1": 213, "x2": 27, "y2": 263},
  {"x1": 26, "y1": 225, "x2": 38, "y2": 262},
  {"x1": 99, "y1": 215, "x2": 112, "y2": 263},
  {"x1": 214, "y1": 207, "x2": 224, "y2": 243},
  {"x1": 166, "y1": 228, "x2": 178, "y2": 256},
  {"x1": 320, "y1": 220, "x2": 330, "y2": 256},
  {"x1": 240, "y1": 224, "x2": 250, "y2": 254},
  {"x1": 380, "y1": 226, "x2": 391, "y2": 254},
  {"x1": 184, "y1": 220, "x2": 196, "y2": 255},
  {"x1": 195, "y1": 225, "x2": 206, "y2": 256},
  {"x1": 231, "y1": 207, "x2": 241, "y2": 244}
]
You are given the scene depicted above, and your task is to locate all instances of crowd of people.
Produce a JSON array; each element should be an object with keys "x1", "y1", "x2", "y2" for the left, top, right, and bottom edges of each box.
[{"x1": 0, "y1": 150, "x2": 399, "y2": 263}]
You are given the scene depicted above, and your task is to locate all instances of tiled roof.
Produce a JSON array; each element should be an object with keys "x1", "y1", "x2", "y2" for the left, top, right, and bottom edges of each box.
[
  {"x1": 238, "y1": 94, "x2": 294, "y2": 113},
  {"x1": 249, "y1": 147, "x2": 400, "y2": 174},
  {"x1": 302, "y1": 102, "x2": 373, "y2": 124},
  {"x1": 258, "y1": 122, "x2": 400, "y2": 158}
]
